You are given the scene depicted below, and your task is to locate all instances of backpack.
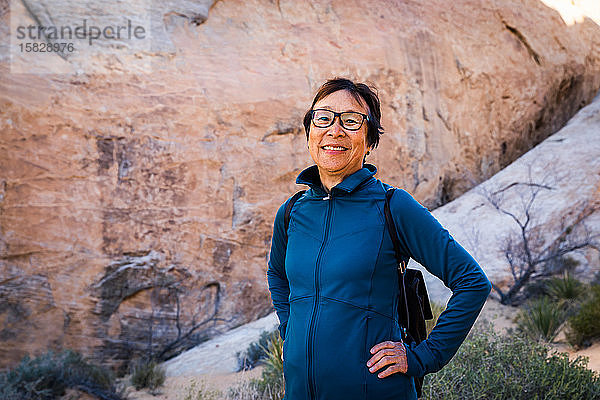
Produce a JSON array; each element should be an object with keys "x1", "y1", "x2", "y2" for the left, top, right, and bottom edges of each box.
[{"x1": 283, "y1": 188, "x2": 433, "y2": 398}]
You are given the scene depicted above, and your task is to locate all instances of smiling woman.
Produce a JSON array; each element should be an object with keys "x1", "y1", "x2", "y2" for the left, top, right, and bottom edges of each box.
[{"x1": 267, "y1": 78, "x2": 491, "y2": 400}]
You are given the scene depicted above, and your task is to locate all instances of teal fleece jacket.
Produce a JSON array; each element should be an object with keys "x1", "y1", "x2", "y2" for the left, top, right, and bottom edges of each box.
[{"x1": 267, "y1": 164, "x2": 491, "y2": 400}]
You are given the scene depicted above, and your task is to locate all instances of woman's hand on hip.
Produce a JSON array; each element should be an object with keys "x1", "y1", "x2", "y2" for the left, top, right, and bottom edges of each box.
[{"x1": 366, "y1": 341, "x2": 407, "y2": 378}]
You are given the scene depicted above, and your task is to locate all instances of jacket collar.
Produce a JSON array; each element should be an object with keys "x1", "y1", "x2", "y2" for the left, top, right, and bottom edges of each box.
[{"x1": 296, "y1": 164, "x2": 377, "y2": 195}]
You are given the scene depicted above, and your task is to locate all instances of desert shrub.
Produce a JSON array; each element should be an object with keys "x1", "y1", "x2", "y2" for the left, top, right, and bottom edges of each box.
[
  {"x1": 515, "y1": 296, "x2": 566, "y2": 342},
  {"x1": 129, "y1": 358, "x2": 166, "y2": 393},
  {"x1": 520, "y1": 257, "x2": 582, "y2": 303},
  {"x1": 423, "y1": 326, "x2": 600, "y2": 400},
  {"x1": 237, "y1": 330, "x2": 279, "y2": 371},
  {"x1": 228, "y1": 332, "x2": 284, "y2": 400},
  {"x1": 255, "y1": 331, "x2": 284, "y2": 395},
  {"x1": 0, "y1": 350, "x2": 121, "y2": 400},
  {"x1": 566, "y1": 284, "x2": 600, "y2": 348},
  {"x1": 546, "y1": 272, "x2": 585, "y2": 307},
  {"x1": 426, "y1": 301, "x2": 446, "y2": 337},
  {"x1": 183, "y1": 379, "x2": 221, "y2": 400}
]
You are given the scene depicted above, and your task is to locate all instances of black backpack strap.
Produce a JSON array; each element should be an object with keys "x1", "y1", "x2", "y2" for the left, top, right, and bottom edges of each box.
[
  {"x1": 384, "y1": 188, "x2": 409, "y2": 272},
  {"x1": 385, "y1": 187, "x2": 431, "y2": 399},
  {"x1": 384, "y1": 188, "x2": 411, "y2": 340},
  {"x1": 284, "y1": 190, "x2": 306, "y2": 240}
]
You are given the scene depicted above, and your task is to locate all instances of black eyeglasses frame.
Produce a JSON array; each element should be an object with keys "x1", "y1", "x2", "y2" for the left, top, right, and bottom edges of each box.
[{"x1": 310, "y1": 109, "x2": 369, "y2": 131}]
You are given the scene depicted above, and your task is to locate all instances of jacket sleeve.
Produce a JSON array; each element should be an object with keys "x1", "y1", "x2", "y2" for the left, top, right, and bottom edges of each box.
[
  {"x1": 266, "y1": 201, "x2": 291, "y2": 340},
  {"x1": 390, "y1": 189, "x2": 492, "y2": 377}
]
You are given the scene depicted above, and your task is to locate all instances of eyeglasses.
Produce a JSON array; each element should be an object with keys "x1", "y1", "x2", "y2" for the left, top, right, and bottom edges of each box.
[{"x1": 311, "y1": 109, "x2": 369, "y2": 131}]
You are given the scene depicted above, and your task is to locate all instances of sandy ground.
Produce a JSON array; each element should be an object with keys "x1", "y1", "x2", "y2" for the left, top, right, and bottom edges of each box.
[
  {"x1": 475, "y1": 297, "x2": 520, "y2": 333},
  {"x1": 125, "y1": 367, "x2": 263, "y2": 400},
  {"x1": 553, "y1": 342, "x2": 600, "y2": 371},
  {"x1": 125, "y1": 300, "x2": 599, "y2": 400}
]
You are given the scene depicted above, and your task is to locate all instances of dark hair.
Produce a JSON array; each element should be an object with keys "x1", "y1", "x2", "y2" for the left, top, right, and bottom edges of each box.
[{"x1": 303, "y1": 78, "x2": 384, "y2": 149}]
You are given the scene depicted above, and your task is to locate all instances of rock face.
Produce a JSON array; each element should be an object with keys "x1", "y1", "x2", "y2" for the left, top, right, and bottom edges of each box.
[
  {"x1": 1, "y1": 0, "x2": 599, "y2": 370},
  {"x1": 163, "y1": 312, "x2": 278, "y2": 376},
  {"x1": 420, "y1": 91, "x2": 600, "y2": 304}
]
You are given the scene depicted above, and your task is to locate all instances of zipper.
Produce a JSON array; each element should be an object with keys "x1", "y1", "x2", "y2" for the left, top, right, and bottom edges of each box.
[
  {"x1": 307, "y1": 193, "x2": 333, "y2": 399},
  {"x1": 363, "y1": 315, "x2": 371, "y2": 398}
]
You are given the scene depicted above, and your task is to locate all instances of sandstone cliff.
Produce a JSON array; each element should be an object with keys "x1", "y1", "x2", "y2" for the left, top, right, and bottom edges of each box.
[{"x1": 0, "y1": 0, "x2": 599, "y2": 370}]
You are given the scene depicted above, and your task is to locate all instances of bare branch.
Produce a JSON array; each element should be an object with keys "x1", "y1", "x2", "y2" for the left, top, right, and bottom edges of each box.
[
  {"x1": 490, "y1": 182, "x2": 554, "y2": 197},
  {"x1": 480, "y1": 161, "x2": 598, "y2": 305},
  {"x1": 490, "y1": 282, "x2": 508, "y2": 303}
]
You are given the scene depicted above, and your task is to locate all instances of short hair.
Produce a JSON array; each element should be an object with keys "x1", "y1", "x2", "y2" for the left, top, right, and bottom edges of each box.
[{"x1": 303, "y1": 78, "x2": 384, "y2": 149}]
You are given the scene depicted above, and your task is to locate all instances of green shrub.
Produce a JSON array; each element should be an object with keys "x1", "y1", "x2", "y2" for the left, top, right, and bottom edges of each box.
[
  {"x1": 129, "y1": 358, "x2": 166, "y2": 393},
  {"x1": 0, "y1": 350, "x2": 121, "y2": 400},
  {"x1": 237, "y1": 330, "x2": 280, "y2": 371},
  {"x1": 229, "y1": 332, "x2": 284, "y2": 400},
  {"x1": 423, "y1": 326, "x2": 600, "y2": 400},
  {"x1": 426, "y1": 301, "x2": 446, "y2": 337},
  {"x1": 183, "y1": 379, "x2": 222, "y2": 400},
  {"x1": 522, "y1": 257, "x2": 581, "y2": 302},
  {"x1": 256, "y1": 331, "x2": 284, "y2": 395},
  {"x1": 515, "y1": 296, "x2": 566, "y2": 342},
  {"x1": 546, "y1": 272, "x2": 585, "y2": 306},
  {"x1": 567, "y1": 284, "x2": 600, "y2": 348}
]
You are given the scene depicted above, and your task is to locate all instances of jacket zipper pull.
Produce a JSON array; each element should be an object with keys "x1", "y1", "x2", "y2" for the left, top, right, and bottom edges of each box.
[{"x1": 323, "y1": 194, "x2": 330, "y2": 200}]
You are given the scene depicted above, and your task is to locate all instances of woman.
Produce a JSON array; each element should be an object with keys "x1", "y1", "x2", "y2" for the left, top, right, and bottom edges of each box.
[{"x1": 267, "y1": 78, "x2": 491, "y2": 400}]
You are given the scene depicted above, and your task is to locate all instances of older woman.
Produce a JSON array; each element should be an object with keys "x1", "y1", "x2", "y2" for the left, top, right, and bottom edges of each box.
[{"x1": 267, "y1": 78, "x2": 491, "y2": 400}]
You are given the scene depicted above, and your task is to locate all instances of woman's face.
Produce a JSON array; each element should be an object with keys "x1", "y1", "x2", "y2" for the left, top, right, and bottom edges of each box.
[{"x1": 308, "y1": 90, "x2": 370, "y2": 181}]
